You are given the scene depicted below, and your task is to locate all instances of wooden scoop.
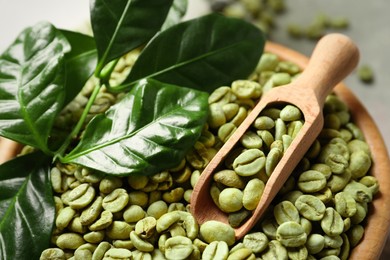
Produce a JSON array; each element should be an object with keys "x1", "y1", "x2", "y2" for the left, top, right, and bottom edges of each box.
[{"x1": 190, "y1": 33, "x2": 360, "y2": 240}]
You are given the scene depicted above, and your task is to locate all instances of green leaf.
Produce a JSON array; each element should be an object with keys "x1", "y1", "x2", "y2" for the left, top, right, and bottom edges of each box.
[
  {"x1": 0, "y1": 152, "x2": 54, "y2": 260},
  {"x1": 90, "y1": 0, "x2": 174, "y2": 74},
  {"x1": 61, "y1": 30, "x2": 98, "y2": 105},
  {"x1": 62, "y1": 78, "x2": 209, "y2": 176},
  {"x1": 120, "y1": 13, "x2": 266, "y2": 92},
  {"x1": 161, "y1": 0, "x2": 188, "y2": 30},
  {"x1": 0, "y1": 22, "x2": 70, "y2": 154}
]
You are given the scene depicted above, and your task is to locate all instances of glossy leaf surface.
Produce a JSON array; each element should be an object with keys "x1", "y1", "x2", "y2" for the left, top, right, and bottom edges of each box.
[
  {"x1": 122, "y1": 13, "x2": 266, "y2": 92},
  {"x1": 0, "y1": 22, "x2": 70, "y2": 153},
  {"x1": 90, "y1": 0, "x2": 173, "y2": 73},
  {"x1": 0, "y1": 153, "x2": 54, "y2": 260},
  {"x1": 63, "y1": 78, "x2": 209, "y2": 176}
]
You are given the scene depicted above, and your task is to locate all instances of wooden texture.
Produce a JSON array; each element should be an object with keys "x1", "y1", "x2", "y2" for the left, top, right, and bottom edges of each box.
[{"x1": 191, "y1": 34, "x2": 360, "y2": 240}]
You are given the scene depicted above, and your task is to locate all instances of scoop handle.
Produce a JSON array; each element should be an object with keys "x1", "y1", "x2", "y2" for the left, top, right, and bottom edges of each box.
[{"x1": 296, "y1": 33, "x2": 360, "y2": 103}]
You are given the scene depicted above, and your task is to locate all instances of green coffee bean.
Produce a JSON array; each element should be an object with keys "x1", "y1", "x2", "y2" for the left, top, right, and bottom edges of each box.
[
  {"x1": 265, "y1": 147, "x2": 282, "y2": 176},
  {"x1": 164, "y1": 236, "x2": 193, "y2": 260},
  {"x1": 89, "y1": 211, "x2": 113, "y2": 231},
  {"x1": 287, "y1": 120, "x2": 303, "y2": 139},
  {"x1": 345, "y1": 122, "x2": 365, "y2": 140},
  {"x1": 40, "y1": 248, "x2": 66, "y2": 260},
  {"x1": 359, "y1": 176, "x2": 379, "y2": 195},
  {"x1": 74, "y1": 167, "x2": 103, "y2": 184},
  {"x1": 80, "y1": 196, "x2": 103, "y2": 226},
  {"x1": 257, "y1": 130, "x2": 274, "y2": 150},
  {"x1": 339, "y1": 233, "x2": 350, "y2": 260},
  {"x1": 280, "y1": 105, "x2": 302, "y2": 121},
  {"x1": 123, "y1": 205, "x2": 146, "y2": 223},
  {"x1": 261, "y1": 240, "x2": 288, "y2": 260},
  {"x1": 228, "y1": 209, "x2": 251, "y2": 228},
  {"x1": 200, "y1": 220, "x2": 235, "y2": 246},
  {"x1": 69, "y1": 216, "x2": 87, "y2": 234},
  {"x1": 348, "y1": 151, "x2": 371, "y2": 179},
  {"x1": 282, "y1": 190, "x2": 304, "y2": 204},
  {"x1": 213, "y1": 169, "x2": 245, "y2": 189},
  {"x1": 102, "y1": 188, "x2": 129, "y2": 213},
  {"x1": 172, "y1": 165, "x2": 192, "y2": 184},
  {"x1": 295, "y1": 195, "x2": 326, "y2": 221},
  {"x1": 297, "y1": 170, "x2": 327, "y2": 193},
  {"x1": 231, "y1": 80, "x2": 259, "y2": 99},
  {"x1": 274, "y1": 118, "x2": 287, "y2": 141},
  {"x1": 218, "y1": 187, "x2": 243, "y2": 213},
  {"x1": 327, "y1": 169, "x2": 352, "y2": 193},
  {"x1": 243, "y1": 232, "x2": 268, "y2": 254},
  {"x1": 357, "y1": 65, "x2": 374, "y2": 83},
  {"x1": 113, "y1": 240, "x2": 133, "y2": 250},
  {"x1": 274, "y1": 201, "x2": 300, "y2": 225},
  {"x1": 208, "y1": 86, "x2": 232, "y2": 105},
  {"x1": 92, "y1": 241, "x2": 112, "y2": 260},
  {"x1": 347, "y1": 139, "x2": 371, "y2": 155},
  {"x1": 227, "y1": 247, "x2": 255, "y2": 260},
  {"x1": 106, "y1": 221, "x2": 132, "y2": 240},
  {"x1": 276, "y1": 221, "x2": 307, "y2": 247},
  {"x1": 334, "y1": 192, "x2": 357, "y2": 218},
  {"x1": 324, "y1": 234, "x2": 343, "y2": 249},
  {"x1": 230, "y1": 106, "x2": 248, "y2": 126},
  {"x1": 74, "y1": 243, "x2": 96, "y2": 260},
  {"x1": 51, "y1": 167, "x2": 66, "y2": 193},
  {"x1": 130, "y1": 231, "x2": 154, "y2": 252},
  {"x1": 240, "y1": 131, "x2": 263, "y2": 149},
  {"x1": 208, "y1": 103, "x2": 227, "y2": 129},
  {"x1": 135, "y1": 216, "x2": 157, "y2": 239},
  {"x1": 127, "y1": 175, "x2": 148, "y2": 190},
  {"x1": 287, "y1": 246, "x2": 308, "y2": 260},
  {"x1": 83, "y1": 231, "x2": 105, "y2": 244},
  {"x1": 321, "y1": 208, "x2": 344, "y2": 236},
  {"x1": 56, "y1": 233, "x2": 85, "y2": 250},
  {"x1": 253, "y1": 116, "x2": 275, "y2": 130},
  {"x1": 104, "y1": 248, "x2": 132, "y2": 259},
  {"x1": 128, "y1": 191, "x2": 148, "y2": 208},
  {"x1": 56, "y1": 206, "x2": 76, "y2": 230},
  {"x1": 202, "y1": 241, "x2": 229, "y2": 260},
  {"x1": 306, "y1": 234, "x2": 325, "y2": 254},
  {"x1": 343, "y1": 180, "x2": 373, "y2": 203},
  {"x1": 350, "y1": 202, "x2": 368, "y2": 224},
  {"x1": 99, "y1": 176, "x2": 123, "y2": 194},
  {"x1": 223, "y1": 103, "x2": 240, "y2": 121},
  {"x1": 146, "y1": 200, "x2": 168, "y2": 220},
  {"x1": 68, "y1": 183, "x2": 95, "y2": 210},
  {"x1": 347, "y1": 224, "x2": 364, "y2": 247},
  {"x1": 233, "y1": 148, "x2": 266, "y2": 176},
  {"x1": 218, "y1": 123, "x2": 237, "y2": 143},
  {"x1": 156, "y1": 211, "x2": 198, "y2": 240},
  {"x1": 243, "y1": 178, "x2": 265, "y2": 210}
]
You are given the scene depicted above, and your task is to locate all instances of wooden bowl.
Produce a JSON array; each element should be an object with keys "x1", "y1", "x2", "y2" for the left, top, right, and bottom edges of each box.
[
  {"x1": 265, "y1": 41, "x2": 390, "y2": 260},
  {"x1": 0, "y1": 40, "x2": 389, "y2": 259}
]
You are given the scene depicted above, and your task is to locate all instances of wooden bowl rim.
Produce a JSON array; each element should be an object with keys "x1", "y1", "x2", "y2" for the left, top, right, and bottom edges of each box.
[{"x1": 265, "y1": 41, "x2": 390, "y2": 260}]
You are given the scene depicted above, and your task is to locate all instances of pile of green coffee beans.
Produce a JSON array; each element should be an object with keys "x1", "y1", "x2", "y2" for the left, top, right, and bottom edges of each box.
[
  {"x1": 209, "y1": 102, "x2": 303, "y2": 227},
  {"x1": 39, "y1": 51, "x2": 378, "y2": 260}
]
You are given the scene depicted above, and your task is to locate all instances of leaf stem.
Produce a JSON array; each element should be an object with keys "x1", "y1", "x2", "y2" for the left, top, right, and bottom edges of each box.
[{"x1": 54, "y1": 82, "x2": 102, "y2": 160}]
